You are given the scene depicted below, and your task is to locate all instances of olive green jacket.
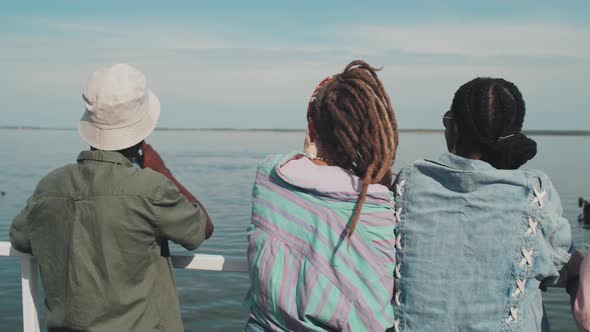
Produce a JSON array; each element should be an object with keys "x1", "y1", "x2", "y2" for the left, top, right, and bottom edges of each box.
[{"x1": 10, "y1": 150, "x2": 208, "y2": 332}]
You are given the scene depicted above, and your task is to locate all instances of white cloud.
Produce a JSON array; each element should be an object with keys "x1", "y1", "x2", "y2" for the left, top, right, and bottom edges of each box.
[
  {"x1": 0, "y1": 18, "x2": 588, "y2": 129},
  {"x1": 337, "y1": 23, "x2": 590, "y2": 58}
]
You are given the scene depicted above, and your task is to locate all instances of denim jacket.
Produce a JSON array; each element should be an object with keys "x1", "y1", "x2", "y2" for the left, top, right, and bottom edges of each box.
[{"x1": 391, "y1": 153, "x2": 572, "y2": 332}]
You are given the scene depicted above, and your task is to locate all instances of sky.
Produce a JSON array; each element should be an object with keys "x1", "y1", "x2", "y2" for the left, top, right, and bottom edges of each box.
[{"x1": 0, "y1": 1, "x2": 588, "y2": 130}]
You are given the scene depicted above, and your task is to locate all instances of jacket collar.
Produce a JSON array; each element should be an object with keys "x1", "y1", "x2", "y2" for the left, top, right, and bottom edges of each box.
[
  {"x1": 77, "y1": 150, "x2": 133, "y2": 167},
  {"x1": 430, "y1": 152, "x2": 495, "y2": 172}
]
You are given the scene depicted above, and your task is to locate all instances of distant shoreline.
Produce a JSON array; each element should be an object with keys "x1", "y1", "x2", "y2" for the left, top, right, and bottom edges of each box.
[{"x1": 1, "y1": 126, "x2": 589, "y2": 136}]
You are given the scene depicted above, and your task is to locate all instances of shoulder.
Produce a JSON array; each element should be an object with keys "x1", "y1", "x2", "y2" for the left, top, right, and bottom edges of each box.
[
  {"x1": 398, "y1": 158, "x2": 451, "y2": 176},
  {"x1": 521, "y1": 169, "x2": 554, "y2": 189},
  {"x1": 393, "y1": 159, "x2": 429, "y2": 183},
  {"x1": 255, "y1": 153, "x2": 294, "y2": 175},
  {"x1": 258, "y1": 153, "x2": 286, "y2": 167},
  {"x1": 34, "y1": 163, "x2": 79, "y2": 194},
  {"x1": 520, "y1": 169, "x2": 562, "y2": 208},
  {"x1": 126, "y1": 168, "x2": 179, "y2": 200},
  {"x1": 392, "y1": 161, "x2": 426, "y2": 197}
]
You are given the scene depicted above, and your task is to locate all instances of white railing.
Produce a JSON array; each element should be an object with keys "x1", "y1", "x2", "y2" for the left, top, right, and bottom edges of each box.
[{"x1": 0, "y1": 241, "x2": 248, "y2": 332}]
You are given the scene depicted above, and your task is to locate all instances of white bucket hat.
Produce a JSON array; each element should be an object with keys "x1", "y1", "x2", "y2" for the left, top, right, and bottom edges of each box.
[{"x1": 78, "y1": 63, "x2": 161, "y2": 151}]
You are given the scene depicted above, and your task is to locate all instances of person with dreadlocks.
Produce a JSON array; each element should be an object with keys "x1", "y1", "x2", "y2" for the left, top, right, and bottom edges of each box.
[
  {"x1": 243, "y1": 60, "x2": 399, "y2": 332},
  {"x1": 390, "y1": 77, "x2": 581, "y2": 331}
]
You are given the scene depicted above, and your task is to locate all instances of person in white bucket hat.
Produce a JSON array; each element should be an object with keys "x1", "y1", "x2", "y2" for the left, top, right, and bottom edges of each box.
[
  {"x1": 79, "y1": 63, "x2": 161, "y2": 151},
  {"x1": 10, "y1": 63, "x2": 214, "y2": 332}
]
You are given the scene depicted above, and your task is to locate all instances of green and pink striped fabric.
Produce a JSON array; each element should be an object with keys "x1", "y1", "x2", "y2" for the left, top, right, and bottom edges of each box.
[{"x1": 245, "y1": 153, "x2": 397, "y2": 331}]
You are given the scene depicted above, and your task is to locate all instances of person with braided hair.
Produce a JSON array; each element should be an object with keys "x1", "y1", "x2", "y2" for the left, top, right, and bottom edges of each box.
[
  {"x1": 443, "y1": 77, "x2": 537, "y2": 169},
  {"x1": 390, "y1": 77, "x2": 580, "y2": 331},
  {"x1": 244, "y1": 60, "x2": 399, "y2": 331}
]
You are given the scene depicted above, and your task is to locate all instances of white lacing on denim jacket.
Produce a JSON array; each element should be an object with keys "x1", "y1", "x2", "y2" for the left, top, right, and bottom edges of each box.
[
  {"x1": 505, "y1": 180, "x2": 546, "y2": 325},
  {"x1": 392, "y1": 174, "x2": 549, "y2": 331},
  {"x1": 392, "y1": 179, "x2": 406, "y2": 332}
]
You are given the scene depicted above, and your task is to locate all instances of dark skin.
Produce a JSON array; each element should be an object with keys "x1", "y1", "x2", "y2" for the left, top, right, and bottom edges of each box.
[
  {"x1": 565, "y1": 251, "x2": 584, "y2": 310},
  {"x1": 92, "y1": 142, "x2": 214, "y2": 239}
]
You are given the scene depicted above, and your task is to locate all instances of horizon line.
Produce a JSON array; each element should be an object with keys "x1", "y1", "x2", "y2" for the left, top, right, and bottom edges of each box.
[{"x1": 1, "y1": 126, "x2": 590, "y2": 136}]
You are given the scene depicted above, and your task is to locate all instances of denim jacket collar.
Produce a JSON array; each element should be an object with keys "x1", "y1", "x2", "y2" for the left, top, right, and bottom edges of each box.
[
  {"x1": 428, "y1": 152, "x2": 496, "y2": 172},
  {"x1": 77, "y1": 150, "x2": 133, "y2": 167}
]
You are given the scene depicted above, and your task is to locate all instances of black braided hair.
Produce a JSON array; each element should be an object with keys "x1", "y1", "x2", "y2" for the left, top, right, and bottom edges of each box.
[{"x1": 451, "y1": 77, "x2": 537, "y2": 169}]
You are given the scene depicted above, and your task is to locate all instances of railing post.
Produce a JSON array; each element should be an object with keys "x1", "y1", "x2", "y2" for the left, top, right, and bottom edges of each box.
[{"x1": 20, "y1": 256, "x2": 40, "y2": 332}]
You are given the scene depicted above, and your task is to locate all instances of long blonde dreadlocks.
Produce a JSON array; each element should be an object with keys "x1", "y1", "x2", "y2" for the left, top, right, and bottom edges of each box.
[{"x1": 308, "y1": 60, "x2": 398, "y2": 239}]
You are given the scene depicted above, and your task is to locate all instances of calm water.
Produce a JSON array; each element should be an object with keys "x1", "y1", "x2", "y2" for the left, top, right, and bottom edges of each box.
[{"x1": 0, "y1": 130, "x2": 588, "y2": 331}]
